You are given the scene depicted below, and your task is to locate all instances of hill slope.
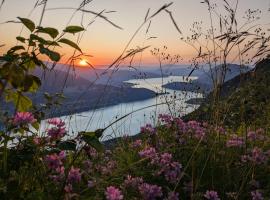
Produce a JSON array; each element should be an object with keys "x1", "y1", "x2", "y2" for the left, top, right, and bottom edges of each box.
[{"x1": 185, "y1": 59, "x2": 270, "y2": 128}]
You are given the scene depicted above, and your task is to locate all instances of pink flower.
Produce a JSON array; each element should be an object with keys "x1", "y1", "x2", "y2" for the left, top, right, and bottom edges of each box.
[
  {"x1": 226, "y1": 135, "x2": 244, "y2": 147},
  {"x1": 250, "y1": 147, "x2": 267, "y2": 164},
  {"x1": 132, "y1": 139, "x2": 142, "y2": 148},
  {"x1": 204, "y1": 190, "x2": 220, "y2": 200},
  {"x1": 45, "y1": 154, "x2": 63, "y2": 170},
  {"x1": 13, "y1": 112, "x2": 36, "y2": 126},
  {"x1": 167, "y1": 192, "x2": 179, "y2": 200},
  {"x1": 64, "y1": 184, "x2": 73, "y2": 193},
  {"x1": 44, "y1": 151, "x2": 66, "y2": 171},
  {"x1": 33, "y1": 137, "x2": 41, "y2": 145},
  {"x1": 48, "y1": 118, "x2": 65, "y2": 127},
  {"x1": 47, "y1": 127, "x2": 66, "y2": 140},
  {"x1": 105, "y1": 186, "x2": 123, "y2": 200},
  {"x1": 139, "y1": 147, "x2": 158, "y2": 164},
  {"x1": 138, "y1": 183, "x2": 163, "y2": 200},
  {"x1": 251, "y1": 190, "x2": 264, "y2": 200},
  {"x1": 68, "y1": 166, "x2": 81, "y2": 183},
  {"x1": 141, "y1": 124, "x2": 156, "y2": 135},
  {"x1": 124, "y1": 175, "x2": 143, "y2": 188}
]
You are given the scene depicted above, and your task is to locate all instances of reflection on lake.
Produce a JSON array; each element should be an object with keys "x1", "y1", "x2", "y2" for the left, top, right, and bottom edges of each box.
[{"x1": 40, "y1": 76, "x2": 202, "y2": 141}]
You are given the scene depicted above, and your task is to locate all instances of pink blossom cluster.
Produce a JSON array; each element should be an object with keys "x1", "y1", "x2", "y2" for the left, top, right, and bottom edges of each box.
[
  {"x1": 13, "y1": 112, "x2": 36, "y2": 126},
  {"x1": 98, "y1": 160, "x2": 117, "y2": 176},
  {"x1": 247, "y1": 129, "x2": 265, "y2": 141},
  {"x1": 204, "y1": 190, "x2": 220, "y2": 200},
  {"x1": 157, "y1": 153, "x2": 182, "y2": 183},
  {"x1": 138, "y1": 183, "x2": 163, "y2": 200},
  {"x1": 167, "y1": 191, "x2": 179, "y2": 200},
  {"x1": 186, "y1": 121, "x2": 206, "y2": 139},
  {"x1": 251, "y1": 190, "x2": 264, "y2": 200},
  {"x1": 242, "y1": 147, "x2": 268, "y2": 164},
  {"x1": 132, "y1": 139, "x2": 143, "y2": 148},
  {"x1": 68, "y1": 166, "x2": 81, "y2": 183},
  {"x1": 124, "y1": 175, "x2": 144, "y2": 189},
  {"x1": 44, "y1": 151, "x2": 66, "y2": 182},
  {"x1": 226, "y1": 134, "x2": 244, "y2": 147},
  {"x1": 139, "y1": 147, "x2": 182, "y2": 183},
  {"x1": 46, "y1": 118, "x2": 66, "y2": 140},
  {"x1": 105, "y1": 186, "x2": 123, "y2": 200},
  {"x1": 140, "y1": 124, "x2": 156, "y2": 135},
  {"x1": 158, "y1": 114, "x2": 174, "y2": 127},
  {"x1": 138, "y1": 147, "x2": 159, "y2": 164},
  {"x1": 159, "y1": 115, "x2": 207, "y2": 140}
]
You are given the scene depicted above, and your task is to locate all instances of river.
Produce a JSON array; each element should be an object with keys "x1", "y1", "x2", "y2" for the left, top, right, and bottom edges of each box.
[{"x1": 39, "y1": 76, "x2": 203, "y2": 141}]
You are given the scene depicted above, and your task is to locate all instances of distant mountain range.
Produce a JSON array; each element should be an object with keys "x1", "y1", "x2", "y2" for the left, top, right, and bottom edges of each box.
[{"x1": 163, "y1": 64, "x2": 251, "y2": 93}]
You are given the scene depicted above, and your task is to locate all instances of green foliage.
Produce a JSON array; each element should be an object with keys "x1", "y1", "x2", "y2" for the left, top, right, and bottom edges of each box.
[
  {"x1": 0, "y1": 17, "x2": 84, "y2": 113},
  {"x1": 17, "y1": 17, "x2": 35, "y2": 32},
  {"x1": 63, "y1": 25, "x2": 85, "y2": 34},
  {"x1": 58, "y1": 38, "x2": 82, "y2": 53},
  {"x1": 36, "y1": 27, "x2": 59, "y2": 39}
]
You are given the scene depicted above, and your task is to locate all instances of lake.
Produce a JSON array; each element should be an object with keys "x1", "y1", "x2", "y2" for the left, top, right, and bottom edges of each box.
[{"x1": 39, "y1": 76, "x2": 202, "y2": 141}]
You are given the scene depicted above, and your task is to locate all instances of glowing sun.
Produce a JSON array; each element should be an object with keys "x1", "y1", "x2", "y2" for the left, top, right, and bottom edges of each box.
[{"x1": 79, "y1": 59, "x2": 88, "y2": 66}]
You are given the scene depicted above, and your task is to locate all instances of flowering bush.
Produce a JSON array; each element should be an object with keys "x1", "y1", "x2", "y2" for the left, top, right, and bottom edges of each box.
[{"x1": 1, "y1": 113, "x2": 270, "y2": 199}]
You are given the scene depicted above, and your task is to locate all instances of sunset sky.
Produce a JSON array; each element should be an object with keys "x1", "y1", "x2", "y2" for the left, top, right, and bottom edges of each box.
[{"x1": 0, "y1": 0, "x2": 270, "y2": 66}]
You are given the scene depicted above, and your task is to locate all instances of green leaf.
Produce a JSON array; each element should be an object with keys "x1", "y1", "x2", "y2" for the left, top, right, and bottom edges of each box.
[
  {"x1": 17, "y1": 17, "x2": 35, "y2": 32},
  {"x1": 80, "y1": 131, "x2": 104, "y2": 152},
  {"x1": 23, "y1": 75, "x2": 41, "y2": 92},
  {"x1": 30, "y1": 34, "x2": 47, "y2": 45},
  {"x1": 58, "y1": 38, "x2": 82, "y2": 52},
  {"x1": 23, "y1": 59, "x2": 36, "y2": 70},
  {"x1": 6, "y1": 92, "x2": 32, "y2": 111},
  {"x1": 39, "y1": 47, "x2": 60, "y2": 62},
  {"x1": 58, "y1": 140, "x2": 77, "y2": 151},
  {"x1": 63, "y1": 26, "x2": 85, "y2": 34},
  {"x1": 36, "y1": 27, "x2": 59, "y2": 39},
  {"x1": 16, "y1": 36, "x2": 26, "y2": 43},
  {"x1": 8, "y1": 45, "x2": 25, "y2": 54},
  {"x1": 32, "y1": 122, "x2": 40, "y2": 131}
]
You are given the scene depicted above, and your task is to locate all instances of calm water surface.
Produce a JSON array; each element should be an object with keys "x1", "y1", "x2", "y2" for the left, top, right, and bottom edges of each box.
[{"x1": 40, "y1": 76, "x2": 202, "y2": 141}]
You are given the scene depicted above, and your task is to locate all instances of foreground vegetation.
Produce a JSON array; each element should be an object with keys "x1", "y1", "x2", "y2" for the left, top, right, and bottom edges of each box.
[{"x1": 1, "y1": 112, "x2": 270, "y2": 199}]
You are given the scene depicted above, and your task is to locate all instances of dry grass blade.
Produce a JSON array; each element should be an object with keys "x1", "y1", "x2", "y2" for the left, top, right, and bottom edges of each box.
[
  {"x1": 146, "y1": 21, "x2": 151, "y2": 34},
  {"x1": 34, "y1": 0, "x2": 47, "y2": 8},
  {"x1": 150, "y1": 2, "x2": 173, "y2": 18},
  {"x1": 46, "y1": 7, "x2": 123, "y2": 30},
  {"x1": 80, "y1": 8, "x2": 123, "y2": 29},
  {"x1": 165, "y1": 9, "x2": 182, "y2": 35},
  {"x1": 145, "y1": 8, "x2": 150, "y2": 22},
  {"x1": 0, "y1": 0, "x2": 5, "y2": 10},
  {"x1": 79, "y1": 0, "x2": 94, "y2": 10},
  {"x1": 122, "y1": 46, "x2": 151, "y2": 60}
]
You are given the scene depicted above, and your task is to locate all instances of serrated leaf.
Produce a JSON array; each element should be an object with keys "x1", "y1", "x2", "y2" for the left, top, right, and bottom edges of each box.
[
  {"x1": 17, "y1": 17, "x2": 35, "y2": 32},
  {"x1": 32, "y1": 122, "x2": 40, "y2": 131},
  {"x1": 30, "y1": 34, "x2": 46, "y2": 44},
  {"x1": 80, "y1": 131, "x2": 104, "y2": 152},
  {"x1": 58, "y1": 38, "x2": 82, "y2": 52},
  {"x1": 16, "y1": 36, "x2": 26, "y2": 43},
  {"x1": 36, "y1": 27, "x2": 59, "y2": 39},
  {"x1": 39, "y1": 47, "x2": 60, "y2": 62},
  {"x1": 23, "y1": 75, "x2": 41, "y2": 92},
  {"x1": 63, "y1": 26, "x2": 85, "y2": 34},
  {"x1": 8, "y1": 45, "x2": 25, "y2": 53},
  {"x1": 6, "y1": 92, "x2": 32, "y2": 111},
  {"x1": 58, "y1": 140, "x2": 77, "y2": 151}
]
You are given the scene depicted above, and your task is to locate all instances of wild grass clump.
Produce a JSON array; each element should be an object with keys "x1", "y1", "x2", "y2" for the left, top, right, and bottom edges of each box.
[{"x1": 1, "y1": 112, "x2": 270, "y2": 199}]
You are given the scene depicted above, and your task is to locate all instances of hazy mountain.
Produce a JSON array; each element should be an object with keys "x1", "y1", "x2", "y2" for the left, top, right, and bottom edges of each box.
[{"x1": 163, "y1": 64, "x2": 251, "y2": 93}]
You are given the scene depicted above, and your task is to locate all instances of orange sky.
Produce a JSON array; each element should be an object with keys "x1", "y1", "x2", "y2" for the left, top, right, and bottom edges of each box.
[{"x1": 0, "y1": 0, "x2": 270, "y2": 67}]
